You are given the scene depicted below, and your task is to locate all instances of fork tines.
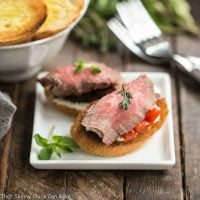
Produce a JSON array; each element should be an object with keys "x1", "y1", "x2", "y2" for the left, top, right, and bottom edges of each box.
[{"x1": 116, "y1": 0, "x2": 161, "y2": 43}]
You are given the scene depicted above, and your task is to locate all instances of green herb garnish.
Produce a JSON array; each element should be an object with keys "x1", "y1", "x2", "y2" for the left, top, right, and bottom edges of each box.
[
  {"x1": 74, "y1": 60, "x2": 86, "y2": 73},
  {"x1": 74, "y1": 60, "x2": 101, "y2": 74},
  {"x1": 118, "y1": 85, "x2": 132, "y2": 110},
  {"x1": 90, "y1": 66, "x2": 101, "y2": 74},
  {"x1": 34, "y1": 126, "x2": 78, "y2": 160}
]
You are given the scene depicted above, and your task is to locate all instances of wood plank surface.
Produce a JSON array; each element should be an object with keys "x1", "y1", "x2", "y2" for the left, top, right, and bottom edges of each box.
[
  {"x1": 176, "y1": 35, "x2": 200, "y2": 200},
  {"x1": 65, "y1": 171, "x2": 124, "y2": 200},
  {"x1": 0, "y1": 84, "x2": 19, "y2": 194},
  {"x1": 4, "y1": 80, "x2": 67, "y2": 198}
]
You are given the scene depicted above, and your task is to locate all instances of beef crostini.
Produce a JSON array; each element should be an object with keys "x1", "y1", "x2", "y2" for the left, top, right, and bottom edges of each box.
[
  {"x1": 71, "y1": 74, "x2": 168, "y2": 156},
  {"x1": 38, "y1": 61, "x2": 123, "y2": 115}
]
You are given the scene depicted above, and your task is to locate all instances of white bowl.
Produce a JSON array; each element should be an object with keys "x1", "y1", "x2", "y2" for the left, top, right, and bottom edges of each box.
[{"x1": 0, "y1": 0, "x2": 90, "y2": 82}]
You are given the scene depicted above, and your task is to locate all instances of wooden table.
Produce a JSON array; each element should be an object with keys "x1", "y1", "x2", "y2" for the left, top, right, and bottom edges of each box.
[{"x1": 0, "y1": 2, "x2": 199, "y2": 200}]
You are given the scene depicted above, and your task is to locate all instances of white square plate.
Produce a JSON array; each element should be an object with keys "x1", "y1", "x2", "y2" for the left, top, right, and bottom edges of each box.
[{"x1": 30, "y1": 72, "x2": 175, "y2": 170}]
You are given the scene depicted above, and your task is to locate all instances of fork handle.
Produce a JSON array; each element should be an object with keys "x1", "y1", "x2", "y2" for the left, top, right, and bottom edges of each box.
[{"x1": 172, "y1": 54, "x2": 200, "y2": 83}]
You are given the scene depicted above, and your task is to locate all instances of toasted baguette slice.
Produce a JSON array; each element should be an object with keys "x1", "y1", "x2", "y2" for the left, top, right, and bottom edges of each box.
[
  {"x1": 71, "y1": 98, "x2": 168, "y2": 157},
  {"x1": 45, "y1": 87, "x2": 88, "y2": 116},
  {"x1": 0, "y1": 0, "x2": 47, "y2": 45},
  {"x1": 34, "y1": 0, "x2": 83, "y2": 39}
]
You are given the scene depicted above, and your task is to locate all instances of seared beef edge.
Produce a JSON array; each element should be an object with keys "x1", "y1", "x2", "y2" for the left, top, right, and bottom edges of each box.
[{"x1": 53, "y1": 86, "x2": 116, "y2": 102}]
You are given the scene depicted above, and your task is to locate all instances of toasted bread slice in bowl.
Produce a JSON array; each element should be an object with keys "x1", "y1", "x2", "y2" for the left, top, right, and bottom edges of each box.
[
  {"x1": 0, "y1": 0, "x2": 47, "y2": 45},
  {"x1": 0, "y1": 0, "x2": 89, "y2": 82},
  {"x1": 34, "y1": 0, "x2": 84, "y2": 39}
]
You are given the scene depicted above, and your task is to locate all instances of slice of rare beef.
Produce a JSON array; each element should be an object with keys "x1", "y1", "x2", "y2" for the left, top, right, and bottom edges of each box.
[
  {"x1": 38, "y1": 62, "x2": 123, "y2": 97},
  {"x1": 81, "y1": 74, "x2": 156, "y2": 145}
]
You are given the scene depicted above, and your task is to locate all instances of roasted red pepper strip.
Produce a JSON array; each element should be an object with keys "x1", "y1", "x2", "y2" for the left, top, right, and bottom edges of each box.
[
  {"x1": 134, "y1": 121, "x2": 150, "y2": 133},
  {"x1": 145, "y1": 108, "x2": 160, "y2": 123},
  {"x1": 122, "y1": 108, "x2": 160, "y2": 141},
  {"x1": 122, "y1": 130, "x2": 137, "y2": 141}
]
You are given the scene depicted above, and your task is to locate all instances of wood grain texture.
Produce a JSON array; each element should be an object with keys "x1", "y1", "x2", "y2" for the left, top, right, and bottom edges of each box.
[
  {"x1": 66, "y1": 171, "x2": 123, "y2": 200},
  {"x1": 0, "y1": 84, "x2": 18, "y2": 194},
  {"x1": 4, "y1": 80, "x2": 66, "y2": 197},
  {"x1": 176, "y1": 35, "x2": 200, "y2": 200}
]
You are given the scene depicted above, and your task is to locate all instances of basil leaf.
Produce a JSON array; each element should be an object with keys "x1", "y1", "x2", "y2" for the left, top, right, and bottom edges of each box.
[
  {"x1": 34, "y1": 134, "x2": 48, "y2": 147},
  {"x1": 60, "y1": 141, "x2": 78, "y2": 149},
  {"x1": 52, "y1": 135, "x2": 72, "y2": 142},
  {"x1": 35, "y1": 127, "x2": 79, "y2": 160},
  {"x1": 57, "y1": 144, "x2": 74, "y2": 153},
  {"x1": 90, "y1": 66, "x2": 101, "y2": 74},
  {"x1": 52, "y1": 144, "x2": 61, "y2": 158},
  {"x1": 38, "y1": 147, "x2": 53, "y2": 160},
  {"x1": 48, "y1": 126, "x2": 55, "y2": 143},
  {"x1": 52, "y1": 135, "x2": 64, "y2": 143},
  {"x1": 53, "y1": 136, "x2": 78, "y2": 148}
]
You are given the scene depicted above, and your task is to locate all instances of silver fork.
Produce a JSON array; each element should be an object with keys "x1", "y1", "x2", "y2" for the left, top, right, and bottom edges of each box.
[{"x1": 108, "y1": 0, "x2": 200, "y2": 83}]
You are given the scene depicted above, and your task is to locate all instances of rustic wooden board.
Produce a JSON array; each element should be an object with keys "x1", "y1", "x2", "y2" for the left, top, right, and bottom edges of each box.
[
  {"x1": 176, "y1": 35, "x2": 200, "y2": 200},
  {"x1": 66, "y1": 171, "x2": 124, "y2": 200}
]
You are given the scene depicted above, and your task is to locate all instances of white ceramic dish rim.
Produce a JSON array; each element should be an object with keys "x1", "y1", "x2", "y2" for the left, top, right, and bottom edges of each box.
[
  {"x1": 0, "y1": 0, "x2": 90, "y2": 50},
  {"x1": 30, "y1": 72, "x2": 175, "y2": 170}
]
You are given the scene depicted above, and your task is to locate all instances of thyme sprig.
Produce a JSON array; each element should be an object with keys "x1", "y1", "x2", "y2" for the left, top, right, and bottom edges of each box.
[{"x1": 118, "y1": 85, "x2": 132, "y2": 110}]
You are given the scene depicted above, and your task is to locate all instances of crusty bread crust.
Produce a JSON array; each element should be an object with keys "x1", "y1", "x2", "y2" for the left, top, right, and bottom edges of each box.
[
  {"x1": 71, "y1": 98, "x2": 168, "y2": 157},
  {"x1": 34, "y1": 0, "x2": 84, "y2": 39},
  {"x1": 0, "y1": 0, "x2": 47, "y2": 45},
  {"x1": 48, "y1": 96, "x2": 83, "y2": 116},
  {"x1": 45, "y1": 87, "x2": 85, "y2": 116}
]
